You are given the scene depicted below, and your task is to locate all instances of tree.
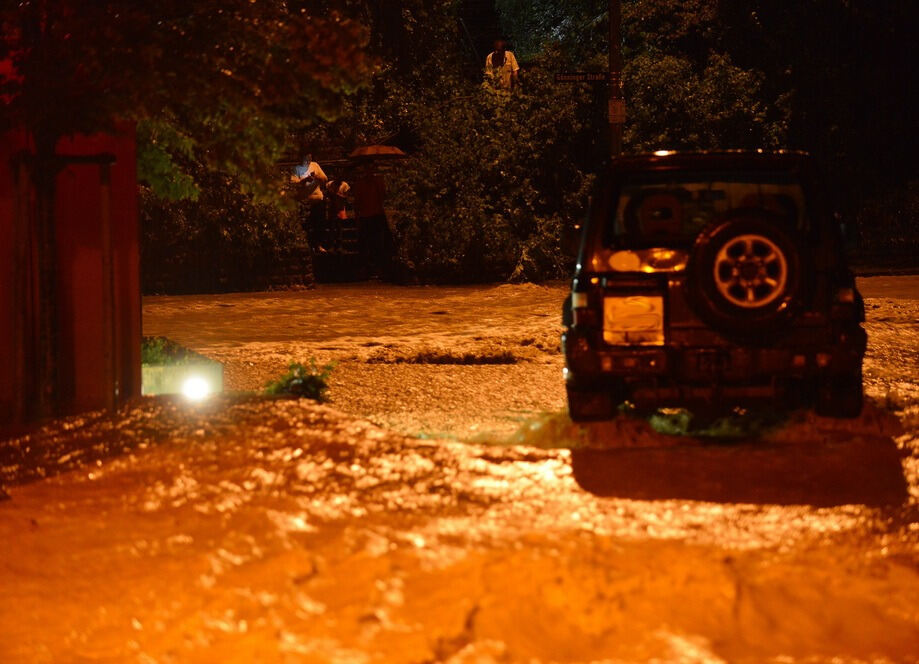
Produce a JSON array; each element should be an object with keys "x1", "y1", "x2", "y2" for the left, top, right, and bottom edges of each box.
[
  {"x1": 496, "y1": 0, "x2": 918, "y2": 200},
  {"x1": 288, "y1": 2, "x2": 606, "y2": 282},
  {"x1": 624, "y1": 51, "x2": 787, "y2": 152},
  {"x1": 0, "y1": 1, "x2": 374, "y2": 415},
  {"x1": 495, "y1": 0, "x2": 608, "y2": 61},
  {"x1": 295, "y1": 0, "x2": 465, "y2": 153},
  {"x1": 496, "y1": 0, "x2": 788, "y2": 152},
  {"x1": 386, "y1": 61, "x2": 601, "y2": 282},
  {"x1": 2, "y1": 1, "x2": 373, "y2": 193}
]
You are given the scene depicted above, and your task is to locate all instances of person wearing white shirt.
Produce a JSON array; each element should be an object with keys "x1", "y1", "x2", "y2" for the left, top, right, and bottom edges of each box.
[
  {"x1": 291, "y1": 153, "x2": 329, "y2": 248},
  {"x1": 485, "y1": 39, "x2": 520, "y2": 91},
  {"x1": 290, "y1": 154, "x2": 327, "y2": 203}
]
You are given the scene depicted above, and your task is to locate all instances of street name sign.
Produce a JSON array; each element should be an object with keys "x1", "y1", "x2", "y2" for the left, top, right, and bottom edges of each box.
[{"x1": 555, "y1": 72, "x2": 609, "y2": 83}]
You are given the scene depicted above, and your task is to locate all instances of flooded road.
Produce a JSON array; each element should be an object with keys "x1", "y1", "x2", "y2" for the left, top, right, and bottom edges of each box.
[
  {"x1": 1, "y1": 277, "x2": 918, "y2": 662},
  {"x1": 145, "y1": 282, "x2": 569, "y2": 438}
]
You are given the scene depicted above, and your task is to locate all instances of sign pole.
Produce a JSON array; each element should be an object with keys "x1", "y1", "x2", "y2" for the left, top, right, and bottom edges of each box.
[{"x1": 609, "y1": 0, "x2": 623, "y2": 158}]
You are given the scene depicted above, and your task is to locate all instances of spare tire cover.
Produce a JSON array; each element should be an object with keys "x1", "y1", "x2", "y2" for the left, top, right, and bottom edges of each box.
[{"x1": 687, "y1": 214, "x2": 804, "y2": 340}]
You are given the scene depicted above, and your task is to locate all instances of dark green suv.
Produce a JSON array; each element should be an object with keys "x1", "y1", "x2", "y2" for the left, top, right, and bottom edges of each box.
[{"x1": 562, "y1": 151, "x2": 866, "y2": 420}]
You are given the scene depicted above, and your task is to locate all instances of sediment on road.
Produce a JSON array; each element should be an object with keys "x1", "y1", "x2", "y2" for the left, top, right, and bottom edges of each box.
[{"x1": 1, "y1": 395, "x2": 917, "y2": 662}]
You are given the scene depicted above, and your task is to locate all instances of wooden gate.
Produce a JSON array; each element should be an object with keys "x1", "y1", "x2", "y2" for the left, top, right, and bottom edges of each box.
[{"x1": 0, "y1": 124, "x2": 141, "y2": 432}]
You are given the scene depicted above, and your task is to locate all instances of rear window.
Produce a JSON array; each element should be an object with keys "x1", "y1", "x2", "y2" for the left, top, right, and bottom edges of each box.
[{"x1": 604, "y1": 171, "x2": 807, "y2": 248}]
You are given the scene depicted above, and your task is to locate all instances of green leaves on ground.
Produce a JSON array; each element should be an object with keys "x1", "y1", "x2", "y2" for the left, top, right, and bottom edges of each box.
[{"x1": 265, "y1": 361, "x2": 335, "y2": 402}]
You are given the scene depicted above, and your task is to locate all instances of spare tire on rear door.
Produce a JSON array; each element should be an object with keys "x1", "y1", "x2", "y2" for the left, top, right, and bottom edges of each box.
[{"x1": 687, "y1": 213, "x2": 805, "y2": 342}]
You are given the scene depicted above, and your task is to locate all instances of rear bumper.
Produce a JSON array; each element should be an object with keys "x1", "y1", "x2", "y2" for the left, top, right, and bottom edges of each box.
[{"x1": 563, "y1": 325, "x2": 865, "y2": 407}]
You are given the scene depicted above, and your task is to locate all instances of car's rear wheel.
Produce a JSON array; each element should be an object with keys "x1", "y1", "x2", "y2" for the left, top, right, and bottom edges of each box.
[
  {"x1": 688, "y1": 214, "x2": 805, "y2": 342},
  {"x1": 566, "y1": 382, "x2": 625, "y2": 422},
  {"x1": 815, "y1": 371, "x2": 864, "y2": 418}
]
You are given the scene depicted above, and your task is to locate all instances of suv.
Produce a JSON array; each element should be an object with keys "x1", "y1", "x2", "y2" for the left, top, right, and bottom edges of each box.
[{"x1": 562, "y1": 151, "x2": 866, "y2": 420}]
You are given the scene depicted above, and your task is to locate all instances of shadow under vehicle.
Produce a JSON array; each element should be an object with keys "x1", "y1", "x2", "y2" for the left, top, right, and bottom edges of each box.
[
  {"x1": 569, "y1": 432, "x2": 909, "y2": 508},
  {"x1": 562, "y1": 151, "x2": 866, "y2": 420}
]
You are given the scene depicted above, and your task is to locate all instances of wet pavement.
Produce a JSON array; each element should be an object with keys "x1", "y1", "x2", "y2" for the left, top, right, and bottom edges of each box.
[
  {"x1": 140, "y1": 282, "x2": 567, "y2": 438},
  {"x1": 1, "y1": 277, "x2": 918, "y2": 662}
]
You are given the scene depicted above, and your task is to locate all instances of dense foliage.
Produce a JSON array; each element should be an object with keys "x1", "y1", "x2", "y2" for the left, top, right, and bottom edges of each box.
[
  {"x1": 387, "y1": 67, "x2": 600, "y2": 281},
  {"x1": 494, "y1": 0, "x2": 918, "y2": 256},
  {"x1": 8, "y1": 0, "x2": 916, "y2": 293},
  {"x1": 335, "y1": 0, "x2": 795, "y2": 280},
  {"x1": 366, "y1": 0, "x2": 788, "y2": 280},
  {"x1": 299, "y1": 3, "x2": 605, "y2": 281},
  {"x1": 140, "y1": 172, "x2": 312, "y2": 294},
  {"x1": 496, "y1": 0, "x2": 792, "y2": 151},
  {"x1": 141, "y1": 337, "x2": 206, "y2": 366},
  {"x1": 855, "y1": 181, "x2": 919, "y2": 260},
  {"x1": 1, "y1": 0, "x2": 374, "y2": 197},
  {"x1": 294, "y1": 0, "x2": 466, "y2": 151}
]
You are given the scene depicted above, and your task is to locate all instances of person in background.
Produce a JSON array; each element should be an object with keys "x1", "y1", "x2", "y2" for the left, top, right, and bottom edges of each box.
[
  {"x1": 351, "y1": 165, "x2": 392, "y2": 280},
  {"x1": 325, "y1": 178, "x2": 351, "y2": 252},
  {"x1": 291, "y1": 152, "x2": 328, "y2": 247},
  {"x1": 485, "y1": 39, "x2": 520, "y2": 91},
  {"x1": 326, "y1": 178, "x2": 351, "y2": 222}
]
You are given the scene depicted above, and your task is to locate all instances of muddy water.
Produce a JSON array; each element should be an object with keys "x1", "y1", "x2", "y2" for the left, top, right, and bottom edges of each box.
[
  {"x1": 140, "y1": 278, "x2": 919, "y2": 441},
  {"x1": 143, "y1": 282, "x2": 568, "y2": 438},
  {"x1": 0, "y1": 277, "x2": 917, "y2": 662}
]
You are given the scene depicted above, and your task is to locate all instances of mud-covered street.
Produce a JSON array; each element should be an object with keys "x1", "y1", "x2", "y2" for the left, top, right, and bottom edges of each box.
[
  {"x1": 1, "y1": 277, "x2": 918, "y2": 662},
  {"x1": 146, "y1": 282, "x2": 569, "y2": 439}
]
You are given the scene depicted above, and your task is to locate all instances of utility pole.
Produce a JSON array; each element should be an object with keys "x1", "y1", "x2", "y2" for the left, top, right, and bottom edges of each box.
[
  {"x1": 608, "y1": 0, "x2": 624, "y2": 158},
  {"x1": 554, "y1": 1, "x2": 624, "y2": 157}
]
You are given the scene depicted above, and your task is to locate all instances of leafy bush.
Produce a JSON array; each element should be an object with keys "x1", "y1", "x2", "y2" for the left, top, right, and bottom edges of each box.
[
  {"x1": 624, "y1": 51, "x2": 787, "y2": 152},
  {"x1": 141, "y1": 170, "x2": 314, "y2": 294},
  {"x1": 855, "y1": 180, "x2": 919, "y2": 259},
  {"x1": 297, "y1": 1, "x2": 788, "y2": 284},
  {"x1": 379, "y1": 23, "x2": 787, "y2": 283},
  {"x1": 647, "y1": 407, "x2": 785, "y2": 439},
  {"x1": 497, "y1": 1, "x2": 789, "y2": 154},
  {"x1": 264, "y1": 360, "x2": 335, "y2": 402},
  {"x1": 387, "y1": 62, "x2": 602, "y2": 283},
  {"x1": 141, "y1": 337, "x2": 204, "y2": 365}
]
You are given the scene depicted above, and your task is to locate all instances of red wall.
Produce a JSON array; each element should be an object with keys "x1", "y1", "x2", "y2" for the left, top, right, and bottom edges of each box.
[
  {"x1": 0, "y1": 124, "x2": 141, "y2": 429},
  {"x1": 0, "y1": 129, "x2": 36, "y2": 427}
]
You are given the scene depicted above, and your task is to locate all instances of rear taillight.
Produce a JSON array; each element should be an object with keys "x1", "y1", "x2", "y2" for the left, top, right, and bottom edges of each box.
[
  {"x1": 835, "y1": 287, "x2": 855, "y2": 303},
  {"x1": 571, "y1": 291, "x2": 598, "y2": 327},
  {"x1": 572, "y1": 307, "x2": 598, "y2": 327}
]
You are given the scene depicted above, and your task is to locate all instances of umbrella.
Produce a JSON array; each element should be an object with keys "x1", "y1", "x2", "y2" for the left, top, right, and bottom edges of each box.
[{"x1": 348, "y1": 145, "x2": 408, "y2": 160}]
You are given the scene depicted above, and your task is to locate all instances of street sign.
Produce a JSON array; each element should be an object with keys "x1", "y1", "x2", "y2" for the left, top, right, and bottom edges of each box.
[
  {"x1": 608, "y1": 99, "x2": 626, "y2": 124},
  {"x1": 555, "y1": 72, "x2": 608, "y2": 83}
]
